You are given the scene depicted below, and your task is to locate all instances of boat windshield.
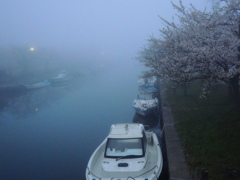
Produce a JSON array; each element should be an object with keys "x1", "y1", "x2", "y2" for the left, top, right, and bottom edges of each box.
[
  {"x1": 105, "y1": 138, "x2": 144, "y2": 158},
  {"x1": 138, "y1": 94, "x2": 153, "y2": 100}
]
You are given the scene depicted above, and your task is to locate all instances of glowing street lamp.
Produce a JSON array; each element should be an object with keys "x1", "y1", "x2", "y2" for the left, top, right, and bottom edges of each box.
[{"x1": 30, "y1": 47, "x2": 35, "y2": 51}]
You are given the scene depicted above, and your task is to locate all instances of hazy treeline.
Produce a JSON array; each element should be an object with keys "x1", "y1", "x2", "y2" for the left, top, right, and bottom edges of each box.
[
  {"x1": 0, "y1": 46, "x2": 56, "y2": 81},
  {"x1": 0, "y1": 46, "x2": 102, "y2": 86}
]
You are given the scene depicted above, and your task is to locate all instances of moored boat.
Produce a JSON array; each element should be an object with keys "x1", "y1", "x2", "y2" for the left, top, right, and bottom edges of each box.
[
  {"x1": 86, "y1": 123, "x2": 163, "y2": 180},
  {"x1": 139, "y1": 86, "x2": 158, "y2": 93},
  {"x1": 25, "y1": 80, "x2": 51, "y2": 90},
  {"x1": 138, "y1": 76, "x2": 158, "y2": 88},
  {"x1": 146, "y1": 76, "x2": 157, "y2": 87},
  {"x1": 50, "y1": 70, "x2": 73, "y2": 83},
  {"x1": 133, "y1": 93, "x2": 158, "y2": 116}
]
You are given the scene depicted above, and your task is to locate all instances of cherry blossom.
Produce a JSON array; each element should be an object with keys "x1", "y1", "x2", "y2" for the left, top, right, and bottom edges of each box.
[{"x1": 138, "y1": 0, "x2": 240, "y2": 101}]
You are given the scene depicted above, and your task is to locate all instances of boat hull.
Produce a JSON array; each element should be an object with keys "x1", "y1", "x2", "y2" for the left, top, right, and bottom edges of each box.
[
  {"x1": 25, "y1": 81, "x2": 51, "y2": 90},
  {"x1": 50, "y1": 76, "x2": 73, "y2": 83},
  {"x1": 86, "y1": 131, "x2": 163, "y2": 180}
]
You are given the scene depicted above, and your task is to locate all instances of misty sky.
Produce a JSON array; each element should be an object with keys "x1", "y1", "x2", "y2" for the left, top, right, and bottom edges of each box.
[{"x1": 1, "y1": 0, "x2": 210, "y2": 62}]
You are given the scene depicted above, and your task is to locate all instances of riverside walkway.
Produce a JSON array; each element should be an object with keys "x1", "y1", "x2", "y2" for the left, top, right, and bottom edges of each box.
[{"x1": 159, "y1": 83, "x2": 191, "y2": 180}]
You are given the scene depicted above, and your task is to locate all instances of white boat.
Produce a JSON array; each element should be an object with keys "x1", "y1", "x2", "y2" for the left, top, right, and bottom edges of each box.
[
  {"x1": 146, "y1": 76, "x2": 157, "y2": 87},
  {"x1": 138, "y1": 78, "x2": 147, "y2": 87},
  {"x1": 138, "y1": 76, "x2": 157, "y2": 88},
  {"x1": 50, "y1": 70, "x2": 73, "y2": 83},
  {"x1": 25, "y1": 80, "x2": 51, "y2": 90},
  {"x1": 139, "y1": 86, "x2": 158, "y2": 93},
  {"x1": 133, "y1": 93, "x2": 158, "y2": 116},
  {"x1": 86, "y1": 123, "x2": 163, "y2": 180}
]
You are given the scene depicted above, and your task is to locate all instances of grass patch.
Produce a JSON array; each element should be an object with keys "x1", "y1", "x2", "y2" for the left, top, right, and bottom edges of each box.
[{"x1": 166, "y1": 82, "x2": 240, "y2": 179}]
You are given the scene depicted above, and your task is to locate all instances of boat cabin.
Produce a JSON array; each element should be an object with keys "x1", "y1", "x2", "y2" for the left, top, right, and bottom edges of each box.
[{"x1": 104, "y1": 124, "x2": 148, "y2": 160}]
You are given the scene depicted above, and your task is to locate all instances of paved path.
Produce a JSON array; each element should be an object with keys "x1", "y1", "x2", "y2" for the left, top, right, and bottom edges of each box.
[{"x1": 160, "y1": 86, "x2": 191, "y2": 180}]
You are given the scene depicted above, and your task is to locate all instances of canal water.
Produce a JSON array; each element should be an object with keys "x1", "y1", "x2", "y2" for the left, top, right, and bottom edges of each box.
[{"x1": 0, "y1": 62, "x2": 151, "y2": 180}]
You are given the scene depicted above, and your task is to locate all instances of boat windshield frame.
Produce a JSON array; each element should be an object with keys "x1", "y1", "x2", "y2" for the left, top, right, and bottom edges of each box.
[{"x1": 104, "y1": 138, "x2": 145, "y2": 159}]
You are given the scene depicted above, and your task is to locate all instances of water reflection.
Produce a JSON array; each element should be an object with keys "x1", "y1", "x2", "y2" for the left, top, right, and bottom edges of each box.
[
  {"x1": 0, "y1": 64, "x2": 141, "y2": 180},
  {"x1": 0, "y1": 78, "x2": 82, "y2": 119}
]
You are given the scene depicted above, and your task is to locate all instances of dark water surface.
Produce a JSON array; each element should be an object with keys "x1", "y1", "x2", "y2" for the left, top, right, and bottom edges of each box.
[{"x1": 0, "y1": 63, "x2": 143, "y2": 180}]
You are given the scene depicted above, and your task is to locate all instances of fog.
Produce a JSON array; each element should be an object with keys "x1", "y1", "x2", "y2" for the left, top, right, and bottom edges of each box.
[
  {"x1": 0, "y1": 1, "x2": 213, "y2": 180},
  {"x1": 1, "y1": 0, "x2": 210, "y2": 69}
]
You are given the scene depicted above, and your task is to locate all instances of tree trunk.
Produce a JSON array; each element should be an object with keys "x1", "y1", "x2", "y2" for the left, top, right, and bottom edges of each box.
[
  {"x1": 173, "y1": 88, "x2": 177, "y2": 95},
  {"x1": 230, "y1": 74, "x2": 240, "y2": 105},
  {"x1": 182, "y1": 82, "x2": 187, "y2": 96},
  {"x1": 228, "y1": 82, "x2": 234, "y2": 98}
]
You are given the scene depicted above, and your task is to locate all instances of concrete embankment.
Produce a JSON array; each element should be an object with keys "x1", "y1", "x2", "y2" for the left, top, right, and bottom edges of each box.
[{"x1": 159, "y1": 83, "x2": 191, "y2": 180}]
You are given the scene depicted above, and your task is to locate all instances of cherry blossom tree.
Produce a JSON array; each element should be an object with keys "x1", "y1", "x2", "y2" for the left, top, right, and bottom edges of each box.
[{"x1": 138, "y1": 0, "x2": 240, "y2": 101}]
